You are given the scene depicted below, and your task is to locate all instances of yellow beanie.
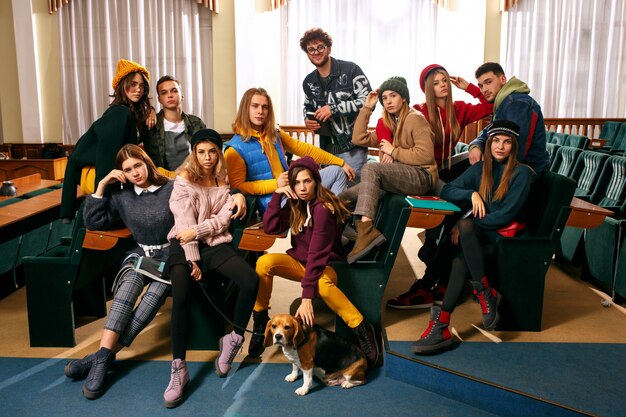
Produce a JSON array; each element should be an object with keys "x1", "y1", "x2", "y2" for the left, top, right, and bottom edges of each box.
[{"x1": 112, "y1": 59, "x2": 150, "y2": 91}]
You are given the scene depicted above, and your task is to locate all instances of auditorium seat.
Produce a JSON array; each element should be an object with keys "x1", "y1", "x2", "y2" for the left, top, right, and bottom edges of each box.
[
  {"x1": 559, "y1": 155, "x2": 626, "y2": 265},
  {"x1": 564, "y1": 134, "x2": 588, "y2": 149},
  {"x1": 550, "y1": 146, "x2": 582, "y2": 177}
]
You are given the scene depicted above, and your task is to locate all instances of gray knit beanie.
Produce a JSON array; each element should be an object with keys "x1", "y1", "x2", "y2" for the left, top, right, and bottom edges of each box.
[{"x1": 378, "y1": 76, "x2": 410, "y2": 105}]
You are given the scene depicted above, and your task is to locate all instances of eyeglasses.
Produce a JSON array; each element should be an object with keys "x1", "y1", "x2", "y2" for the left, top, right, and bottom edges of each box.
[{"x1": 306, "y1": 45, "x2": 327, "y2": 55}]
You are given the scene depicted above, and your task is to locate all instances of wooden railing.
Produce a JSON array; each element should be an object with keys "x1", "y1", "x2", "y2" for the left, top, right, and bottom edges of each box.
[{"x1": 2, "y1": 118, "x2": 625, "y2": 159}]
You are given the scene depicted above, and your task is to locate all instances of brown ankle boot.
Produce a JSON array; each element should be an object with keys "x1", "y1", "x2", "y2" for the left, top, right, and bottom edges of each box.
[{"x1": 348, "y1": 220, "x2": 387, "y2": 264}]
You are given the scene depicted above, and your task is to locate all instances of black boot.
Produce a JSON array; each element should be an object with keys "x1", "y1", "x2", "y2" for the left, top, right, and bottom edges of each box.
[
  {"x1": 82, "y1": 347, "x2": 115, "y2": 399},
  {"x1": 248, "y1": 310, "x2": 269, "y2": 358},
  {"x1": 472, "y1": 277, "x2": 501, "y2": 331},
  {"x1": 353, "y1": 321, "x2": 382, "y2": 367},
  {"x1": 64, "y1": 351, "x2": 99, "y2": 380}
]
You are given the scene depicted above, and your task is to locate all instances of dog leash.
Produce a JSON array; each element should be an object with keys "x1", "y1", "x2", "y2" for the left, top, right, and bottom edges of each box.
[{"x1": 197, "y1": 281, "x2": 265, "y2": 337}]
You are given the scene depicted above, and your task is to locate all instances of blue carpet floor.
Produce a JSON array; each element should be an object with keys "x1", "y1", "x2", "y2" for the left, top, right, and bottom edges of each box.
[
  {"x1": 0, "y1": 357, "x2": 495, "y2": 417},
  {"x1": 389, "y1": 341, "x2": 626, "y2": 417}
]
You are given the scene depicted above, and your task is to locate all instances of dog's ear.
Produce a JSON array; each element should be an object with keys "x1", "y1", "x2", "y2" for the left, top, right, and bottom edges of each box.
[
  {"x1": 263, "y1": 318, "x2": 274, "y2": 347},
  {"x1": 292, "y1": 317, "x2": 306, "y2": 347}
]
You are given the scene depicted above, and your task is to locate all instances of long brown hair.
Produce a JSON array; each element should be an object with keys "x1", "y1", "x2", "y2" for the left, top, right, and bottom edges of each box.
[
  {"x1": 424, "y1": 68, "x2": 460, "y2": 145},
  {"x1": 110, "y1": 72, "x2": 152, "y2": 128},
  {"x1": 381, "y1": 100, "x2": 413, "y2": 138},
  {"x1": 478, "y1": 135, "x2": 520, "y2": 202},
  {"x1": 287, "y1": 166, "x2": 350, "y2": 235},
  {"x1": 179, "y1": 140, "x2": 227, "y2": 185},
  {"x1": 115, "y1": 144, "x2": 169, "y2": 186},
  {"x1": 232, "y1": 87, "x2": 277, "y2": 142}
]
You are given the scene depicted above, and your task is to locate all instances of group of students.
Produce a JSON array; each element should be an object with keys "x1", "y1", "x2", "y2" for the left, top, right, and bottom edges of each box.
[{"x1": 59, "y1": 27, "x2": 549, "y2": 407}]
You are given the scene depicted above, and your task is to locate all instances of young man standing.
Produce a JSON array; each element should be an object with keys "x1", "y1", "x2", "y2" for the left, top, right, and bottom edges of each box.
[
  {"x1": 301, "y1": 28, "x2": 371, "y2": 182},
  {"x1": 144, "y1": 76, "x2": 206, "y2": 173},
  {"x1": 468, "y1": 62, "x2": 550, "y2": 176}
]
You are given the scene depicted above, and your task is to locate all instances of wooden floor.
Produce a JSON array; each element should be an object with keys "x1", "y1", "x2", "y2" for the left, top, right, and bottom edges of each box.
[{"x1": 1, "y1": 227, "x2": 625, "y2": 366}]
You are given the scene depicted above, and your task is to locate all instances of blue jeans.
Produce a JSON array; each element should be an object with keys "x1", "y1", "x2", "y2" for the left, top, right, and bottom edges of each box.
[
  {"x1": 336, "y1": 147, "x2": 368, "y2": 186},
  {"x1": 320, "y1": 165, "x2": 348, "y2": 195}
]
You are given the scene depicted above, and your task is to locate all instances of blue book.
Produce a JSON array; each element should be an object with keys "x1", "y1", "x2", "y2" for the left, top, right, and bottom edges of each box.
[{"x1": 405, "y1": 196, "x2": 460, "y2": 212}]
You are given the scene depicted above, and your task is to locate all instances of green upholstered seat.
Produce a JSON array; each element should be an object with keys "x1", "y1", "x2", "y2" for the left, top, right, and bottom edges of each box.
[
  {"x1": 546, "y1": 143, "x2": 561, "y2": 164},
  {"x1": 550, "y1": 146, "x2": 582, "y2": 177},
  {"x1": 551, "y1": 132, "x2": 568, "y2": 146},
  {"x1": 598, "y1": 122, "x2": 626, "y2": 154},
  {"x1": 569, "y1": 150, "x2": 610, "y2": 197},
  {"x1": 564, "y1": 134, "x2": 588, "y2": 149},
  {"x1": 558, "y1": 155, "x2": 626, "y2": 264},
  {"x1": 333, "y1": 193, "x2": 412, "y2": 339},
  {"x1": 583, "y1": 195, "x2": 626, "y2": 300},
  {"x1": 23, "y1": 204, "x2": 131, "y2": 347},
  {"x1": 495, "y1": 172, "x2": 576, "y2": 331}
]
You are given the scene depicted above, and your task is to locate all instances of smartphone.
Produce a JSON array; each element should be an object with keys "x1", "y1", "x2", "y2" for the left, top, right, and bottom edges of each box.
[{"x1": 306, "y1": 111, "x2": 317, "y2": 121}]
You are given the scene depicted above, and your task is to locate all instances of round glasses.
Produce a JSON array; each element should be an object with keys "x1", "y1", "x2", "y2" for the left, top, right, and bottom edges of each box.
[{"x1": 306, "y1": 45, "x2": 327, "y2": 55}]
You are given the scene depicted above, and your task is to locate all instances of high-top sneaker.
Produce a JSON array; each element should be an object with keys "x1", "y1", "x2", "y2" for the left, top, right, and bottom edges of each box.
[
  {"x1": 352, "y1": 321, "x2": 382, "y2": 367},
  {"x1": 82, "y1": 347, "x2": 115, "y2": 399},
  {"x1": 163, "y1": 359, "x2": 190, "y2": 408},
  {"x1": 248, "y1": 310, "x2": 269, "y2": 357},
  {"x1": 215, "y1": 331, "x2": 244, "y2": 377},
  {"x1": 472, "y1": 276, "x2": 501, "y2": 331},
  {"x1": 348, "y1": 220, "x2": 387, "y2": 264},
  {"x1": 386, "y1": 281, "x2": 435, "y2": 309},
  {"x1": 64, "y1": 351, "x2": 100, "y2": 380},
  {"x1": 411, "y1": 306, "x2": 453, "y2": 354}
]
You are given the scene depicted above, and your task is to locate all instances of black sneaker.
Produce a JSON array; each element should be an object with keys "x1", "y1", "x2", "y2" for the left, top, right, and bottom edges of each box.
[
  {"x1": 83, "y1": 347, "x2": 115, "y2": 399},
  {"x1": 248, "y1": 310, "x2": 269, "y2": 357},
  {"x1": 64, "y1": 351, "x2": 98, "y2": 380}
]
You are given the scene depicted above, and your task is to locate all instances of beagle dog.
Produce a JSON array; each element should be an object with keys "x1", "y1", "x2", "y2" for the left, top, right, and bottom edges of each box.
[{"x1": 264, "y1": 314, "x2": 368, "y2": 396}]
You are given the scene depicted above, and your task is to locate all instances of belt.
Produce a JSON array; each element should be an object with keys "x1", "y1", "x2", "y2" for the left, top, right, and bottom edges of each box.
[{"x1": 138, "y1": 242, "x2": 170, "y2": 257}]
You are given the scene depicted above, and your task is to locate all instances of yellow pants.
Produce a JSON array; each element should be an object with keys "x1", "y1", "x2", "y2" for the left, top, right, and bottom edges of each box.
[
  {"x1": 79, "y1": 166, "x2": 176, "y2": 195},
  {"x1": 254, "y1": 253, "x2": 363, "y2": 328}
]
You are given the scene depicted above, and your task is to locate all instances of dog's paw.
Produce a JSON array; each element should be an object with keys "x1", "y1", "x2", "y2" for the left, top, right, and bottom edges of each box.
[
  {"x1": 285, "y1": 373, "x2": 298, "y2": 383},
  {"x1": 295, "y1": 386, "x2": 309, "y2": 396},
  {"x1": 341, "y1": 380, "x2": 357, "y2": 389}
]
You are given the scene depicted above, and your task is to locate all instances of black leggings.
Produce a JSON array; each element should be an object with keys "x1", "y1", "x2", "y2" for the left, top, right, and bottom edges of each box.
[
  {"x1": 441, "y1": 219, "x2": 495, "y2": 313},
  {"x1": 169, "y1": 243, "x2": 258, "y2": 360}
]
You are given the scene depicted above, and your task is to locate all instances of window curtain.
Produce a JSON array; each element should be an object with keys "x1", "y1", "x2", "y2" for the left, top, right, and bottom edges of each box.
[
  {"x1": 49, "y1": 0, "x2": 220, "y2": 14},
  {"x1": 504, "y1": 0, "x2": 626, "y2": 118},
  {"x1": 58, "y1": 0, "x2": 213, "y2": 144},
  {"x1": 278, "y1": 0, "x2": 438, "y2": 124}
]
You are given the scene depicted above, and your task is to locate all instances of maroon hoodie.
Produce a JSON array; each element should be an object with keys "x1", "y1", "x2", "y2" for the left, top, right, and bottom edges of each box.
[{"x1": 263, "y1": 192, "x2": 346, "y2": 299}]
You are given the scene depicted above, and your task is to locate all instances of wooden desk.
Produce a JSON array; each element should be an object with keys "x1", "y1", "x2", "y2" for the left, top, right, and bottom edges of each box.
[
  {"x1": 567, "y1": 197, "x2": 614, "y2": 228},
  {"x1": 0, "y1": 173, "x2": 60, "y2": 200},
  {"x1": 237, "y1": 204, "x2": 457, "y2": 252},
  {"x1": 407, "y1": 207, "x2": 456, "y2": 229},
  {"x1": 238, "y1": 224, "x2": 287, "y2": 252},
  {"x1": 587, "y1": 138, "x2": 608, "y2": 149},
  {"x1": 0, "y1": 157, "x2": 67, "y2": 181},
  {"x1": 0, "y1": 188, "x2": 84, "y2": 244},
  {"x1": 83, "y1": 227, "x2": 133, "y2": 250}
]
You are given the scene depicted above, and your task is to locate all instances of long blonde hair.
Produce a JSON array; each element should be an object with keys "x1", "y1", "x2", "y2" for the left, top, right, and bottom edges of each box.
[
  {"x1": 479, "y1": 134, "x2": 520, "y2": 202},
  {"x1": 424, "y1": 68, "x2": 460, "y2": 145},
  {"x1": 287, "y1": 166, "x2": 350, "y2": 235},
  {"x1": 232, "y1": 87, "x2": 277, "y2": 142},
  {"x1": 179, "y1": 140, "x2": 227, "y2": 185}
]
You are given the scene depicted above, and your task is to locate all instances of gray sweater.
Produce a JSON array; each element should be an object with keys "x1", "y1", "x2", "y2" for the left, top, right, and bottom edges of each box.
[{"x1": 83, "y1": 181, "x2": 175, "y2": 261}]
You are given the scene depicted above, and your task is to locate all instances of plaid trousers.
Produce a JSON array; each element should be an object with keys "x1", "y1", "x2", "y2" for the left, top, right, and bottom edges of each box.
[
  {"x1": 339, "y1": 161, "x2": 432, "y2": 219},
  {"x1": 104, "y1": 267, "x2": 169, "y2": 347}
]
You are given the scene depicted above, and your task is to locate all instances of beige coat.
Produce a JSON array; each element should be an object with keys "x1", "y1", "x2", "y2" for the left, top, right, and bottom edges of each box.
[{"x1": 352, "y1": 106, "x2": 439, "y2": 186}]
